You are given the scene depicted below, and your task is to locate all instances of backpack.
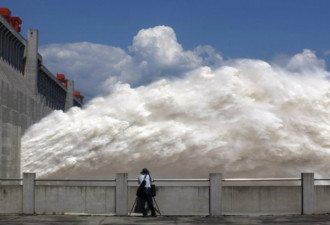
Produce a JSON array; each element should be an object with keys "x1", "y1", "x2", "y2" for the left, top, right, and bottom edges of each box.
[{"x1": 136, "y1": 174, "x2": 147, "y2": 197}]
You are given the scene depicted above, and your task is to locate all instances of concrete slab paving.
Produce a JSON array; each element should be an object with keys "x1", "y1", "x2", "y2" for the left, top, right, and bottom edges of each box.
[{"x1": 1, "y1": 215, "x2": 330, "y2": 225}]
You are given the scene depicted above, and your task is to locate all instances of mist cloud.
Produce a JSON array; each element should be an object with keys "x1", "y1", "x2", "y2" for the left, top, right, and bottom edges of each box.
[
  {"x1": 23, "y1": 26, "x2": 330, "y2": 178},
  {"x1": 130, "y1": 26, "x2": 201, "y2": 71},
  {"x1": 22, "y1": 51, "x2": 330, "y2": 179},
  {"x1": 286, "y1": 49, "x2": 328, "y2": 77}
]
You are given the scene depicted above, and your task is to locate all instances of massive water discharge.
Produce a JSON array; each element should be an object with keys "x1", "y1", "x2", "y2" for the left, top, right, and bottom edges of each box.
[{"x1": 21, "y1": 54, "x2": 330, "y2": 179}]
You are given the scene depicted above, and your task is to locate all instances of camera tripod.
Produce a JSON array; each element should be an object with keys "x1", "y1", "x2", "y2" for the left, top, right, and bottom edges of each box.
[{"x1": 129, "y1": 196, "x2": 161, "y2": 216}]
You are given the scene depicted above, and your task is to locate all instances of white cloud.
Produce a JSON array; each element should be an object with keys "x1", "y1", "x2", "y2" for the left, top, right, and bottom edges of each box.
[
  {"x1": 40, "y1": 26, "x2": 329, "y2": 103},
  {"x1": 40, "y1": 26, "x2": 222, "y2": 100},
  {"x1": 130, "y1": 26, "x2": 201, "y2": 69},
  {"x1": 40, "y1": 42, "x2": 132, "y2": 98},
  {"x1": 286, "y1": 49, "x2": 328, "y2": 76},
  {"x1": 193, "y1": 45, "x2": 223, "y2": 67}
]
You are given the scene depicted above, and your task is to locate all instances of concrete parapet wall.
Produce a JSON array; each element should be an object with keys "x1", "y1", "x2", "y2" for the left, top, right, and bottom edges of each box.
[
  {"x1": 0, "y1": 185, "x2": 22, "y2": 213},
  {"x1": 315, "y1": 186, "x2": 330, "y2": 214},
  {"x1": 158, "y1": 186, "x2": 209, "y2": 215},
  {"x1": 222, "y1": 186, "x2": 301, "y2": 215},
  {"x1": 35, "y1": 186, "x2": 115, "y2": 214},
  {"x1": 1, "y1": 173, "x2": 330, "y2": 216},
  {"x1": 128, "y1": 186, "x2": 209, "y2": 215}
]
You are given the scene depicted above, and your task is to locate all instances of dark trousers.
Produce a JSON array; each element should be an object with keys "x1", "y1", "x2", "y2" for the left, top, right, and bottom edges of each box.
[{"x1": 139, "y1": 187, "x2": 156, "y2": 216}]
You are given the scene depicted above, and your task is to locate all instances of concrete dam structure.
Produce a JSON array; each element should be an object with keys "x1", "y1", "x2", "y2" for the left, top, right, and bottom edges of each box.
[{"x1": 0, "y1": 8, "x2": 83, "y2": 178}]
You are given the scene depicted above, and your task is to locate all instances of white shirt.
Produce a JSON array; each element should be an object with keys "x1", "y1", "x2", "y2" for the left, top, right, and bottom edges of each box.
[{"x1": 138, "y1": 174, "x2": 152, "y2": 188}]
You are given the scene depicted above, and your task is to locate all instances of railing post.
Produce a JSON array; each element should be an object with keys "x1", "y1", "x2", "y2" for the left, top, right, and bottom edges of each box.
[
  {"x1": 209, "y1": 173, "x2": 222, "y2": 216},
  {"x1": 302, "y1": 172, "x2": 314, "y2": 215},
  {"x1": 116, "y1": 173, "x2": 128, "y2": 215},
  {"x1": 23, "y1": 172, "x2": 35, "y2": 214}
]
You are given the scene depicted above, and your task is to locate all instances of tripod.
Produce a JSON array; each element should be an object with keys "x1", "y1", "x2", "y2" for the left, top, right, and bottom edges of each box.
[{"x1": 129, "y1": 196, "x2": 161, "y2": 216}]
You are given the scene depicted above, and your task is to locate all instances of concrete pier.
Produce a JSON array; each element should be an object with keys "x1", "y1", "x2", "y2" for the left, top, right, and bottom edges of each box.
[
  {"x1": 23, "y1": 173, "x2": 36, "y2": 214},
  {"x1": 302, "y1": 172, "x2": 314, "y2": 215},
  {"x1": 116, "y1": 173, "x2": 128, "y2": 215},
  {"x1": 209, "y1": 173, "x2": 222, "y2": 216}
]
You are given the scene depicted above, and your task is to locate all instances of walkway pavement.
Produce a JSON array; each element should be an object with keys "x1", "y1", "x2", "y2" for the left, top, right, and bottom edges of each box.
[{"x1": 1, "y1": 214, "x2": 330, "y2": 225}]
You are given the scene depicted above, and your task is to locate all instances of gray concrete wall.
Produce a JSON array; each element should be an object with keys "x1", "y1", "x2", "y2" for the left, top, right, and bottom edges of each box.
[
  {"x1": 129, "y1": 185, "x2": 303, "y2": 216},
  {"x1": 0, "y1": 183, "x2": 324, "y2": 216},
  {"x1": 222, "y1": 186, "x2": 301, "y2": 215},
  {"x1": 0, "y1": 58, "x2": 52, "y2": 178},
  {"x1": 0, "y1": 185, "x2": 23, "y2": 213},
  {"x1": 315, "y1": 186, "x2": 330, "y2": 214},
  {"x1": 128, "y1": 186, "x2": 209, "y2": 215},
  {"x1": 35, "y1": 186, "x2": 116, "y2": 214},
  {"x1": 1, "y1": 123, "x2": 21, "y2": 178},
  {"x1": 2, "y1": 172, "x2": 330, "y2": 216}
]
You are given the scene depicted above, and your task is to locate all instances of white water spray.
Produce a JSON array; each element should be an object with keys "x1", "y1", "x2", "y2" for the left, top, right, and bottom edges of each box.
[{"x1": 22, "y1": 55, "x2": 330, "y2": 179}]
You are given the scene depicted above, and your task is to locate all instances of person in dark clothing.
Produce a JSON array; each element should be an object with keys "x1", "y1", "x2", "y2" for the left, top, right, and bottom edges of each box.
[{"x1": 138, "y1": 168, "x2": 156, "y2": 217}]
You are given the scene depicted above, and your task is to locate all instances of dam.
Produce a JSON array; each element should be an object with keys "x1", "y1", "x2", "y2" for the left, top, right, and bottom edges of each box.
[
  {"x1": 0, "y1": 8, "x2": 83, "y2": 178},
  {"x1": 1, "y1": 6, "x2": 330, "y2": 217}
]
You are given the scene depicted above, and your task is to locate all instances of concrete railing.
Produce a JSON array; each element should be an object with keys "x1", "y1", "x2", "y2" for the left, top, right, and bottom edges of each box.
[{"x1": 0, "y1": 172, "x2": 329, "y2": 216}]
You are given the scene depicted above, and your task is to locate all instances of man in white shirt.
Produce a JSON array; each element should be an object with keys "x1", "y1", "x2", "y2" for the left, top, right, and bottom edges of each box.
[{"x1": 138, "y1": 168, "x2": 156, "y2": 217}]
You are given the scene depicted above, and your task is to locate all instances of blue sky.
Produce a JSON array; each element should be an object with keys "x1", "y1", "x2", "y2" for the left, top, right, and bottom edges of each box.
[
  {"x1": 2, "y1": 0, "x2": 330, "y2": 100},
  {"x1": 3, "y1": 0, "x2": 330, "y2": 59}
]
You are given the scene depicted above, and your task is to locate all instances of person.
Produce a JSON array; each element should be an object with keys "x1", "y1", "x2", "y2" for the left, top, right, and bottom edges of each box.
[{"x1": 138, "y1": 168, "x2": 156, "y2": 217}]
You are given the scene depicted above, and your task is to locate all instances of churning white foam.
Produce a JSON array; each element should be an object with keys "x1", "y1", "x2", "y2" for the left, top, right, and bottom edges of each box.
[{"x1": 21, "y1": 57, "x2": 330, "y2": 179}]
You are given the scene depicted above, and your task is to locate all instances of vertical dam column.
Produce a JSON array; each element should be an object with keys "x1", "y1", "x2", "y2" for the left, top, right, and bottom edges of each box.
[
  {"x1": 24, "y1": 29, "x2": 38, "y2": 95},
  {"x1": 0, "y1": 83, "x2": 2, "y2": 177},
  {"x1": 0, "y1": 82, "x2": 21, "y2": 178},
  {"x1": 65, "y1": 80, "x2": 74, "y2": 111}
]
